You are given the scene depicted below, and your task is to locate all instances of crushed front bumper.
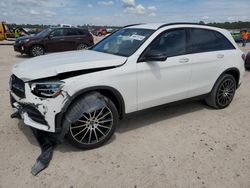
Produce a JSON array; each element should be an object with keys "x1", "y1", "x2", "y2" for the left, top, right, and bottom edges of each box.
[
  {"x1": 10, "y1": 93, "x2": 51, "y2": 131},
  {"x1": 10, "y1": 85, "x2": 69, "y2": 133}
]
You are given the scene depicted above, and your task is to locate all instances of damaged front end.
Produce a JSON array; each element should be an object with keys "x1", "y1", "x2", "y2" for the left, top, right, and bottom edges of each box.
[
  {"x1": 9, "y1": 74, "x2": 69, "y2": 133},
  {"x1": 9, "y1": 74, "x2": 72, "y2": 175},
  {"x1": 9, "y1": 74, "x2": 110, "y2": 175}
]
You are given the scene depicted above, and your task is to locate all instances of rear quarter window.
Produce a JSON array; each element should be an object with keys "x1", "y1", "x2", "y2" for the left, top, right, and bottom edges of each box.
[
  {"x1": 188, "y1": 28, "x2": 235, "y2": 54},
  {"x1": 78, "y1": 29, "x2": 89, "y2": 35},
  {"x1": 65, "y1": 29, "x2": 79, "y2": 36}
]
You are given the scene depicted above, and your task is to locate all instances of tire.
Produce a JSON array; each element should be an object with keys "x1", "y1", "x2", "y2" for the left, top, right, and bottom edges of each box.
[
  {"x1": 76, "y1": 43, "x2": 87, "y2": 50},
  {"x1": 65, "y1": 94, "x2": 118, "y2": 149},
  {"x1": 205, "y1": 74, "x2": 236, "y2": 109},
  {"x1": 30, "y1": 45, "x2": 45, "y2": 57}
]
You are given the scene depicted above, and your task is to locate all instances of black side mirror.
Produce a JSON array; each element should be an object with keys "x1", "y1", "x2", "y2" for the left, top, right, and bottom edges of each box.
[
  {"x1": 142, "y1": 50, "x2": 167, "y2": 62},
  {"x1": 48, "y1": 34, "x2": 53, "y2": 39}
]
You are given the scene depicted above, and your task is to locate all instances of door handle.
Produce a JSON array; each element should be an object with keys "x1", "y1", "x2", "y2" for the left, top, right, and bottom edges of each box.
[
  {"x1": 179, "y1": 58, "x2": 189, "y2": 63},
  {"x1": 59, "y1": 39, "x2": 65, "y2": 41},
  {"x1": 217, "y1": 54, "x2": 224, "y2": 59}
]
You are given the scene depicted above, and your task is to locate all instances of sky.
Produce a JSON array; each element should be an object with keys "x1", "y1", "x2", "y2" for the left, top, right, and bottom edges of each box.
[{"x1": 0, "y1": 0, "x2": 250, "y2": 26}]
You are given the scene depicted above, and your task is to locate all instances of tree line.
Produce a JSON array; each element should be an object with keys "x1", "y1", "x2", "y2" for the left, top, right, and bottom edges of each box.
[
  {"x1": 200, "y1": 21, "x2": 250, "y2": 29},
  {"x1": 8, "y1": 21, "x2": 250, "y2": 30}
]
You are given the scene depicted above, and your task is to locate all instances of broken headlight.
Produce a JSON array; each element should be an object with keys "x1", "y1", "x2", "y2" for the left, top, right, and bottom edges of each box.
[{"x1": 30, "y1": 81, "x2": 64, "y2": 98}]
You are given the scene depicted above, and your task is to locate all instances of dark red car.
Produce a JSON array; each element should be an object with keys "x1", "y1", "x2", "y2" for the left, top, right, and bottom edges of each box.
[
  {"x1": 94, "y1": 28, "x2": 108, "y2": 36},
  {"x1": 14, "y1": 27, "x2": 94, "y2": 57}
]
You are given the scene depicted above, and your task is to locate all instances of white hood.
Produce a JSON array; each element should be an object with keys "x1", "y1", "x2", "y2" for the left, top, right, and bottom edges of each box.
[{"x1": 12, "y1": 50, "x2": 127, "y2": 81}]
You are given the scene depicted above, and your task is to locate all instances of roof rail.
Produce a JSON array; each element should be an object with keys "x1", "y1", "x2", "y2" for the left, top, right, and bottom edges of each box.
[
  {"x1": 123, "y1": 23, "x2": 143, "y2": 28},
  {"x1": 158, "y1": 22, "x2": 207, "y2": 29}
]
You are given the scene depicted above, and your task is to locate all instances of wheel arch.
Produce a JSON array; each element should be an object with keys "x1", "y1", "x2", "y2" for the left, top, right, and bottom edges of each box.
[
  {"x1": 55, "y1": 86, "x2": 125, "y2": 129},
  {"x1": 29, "y1": 43, "x2": 46, "y2": 53},
  {"x1": 209, "y1": 67, "x2": 240, "y2": 95},
  {"x1": 221, "y1": 67, "x2": 240, "y2": 88}
]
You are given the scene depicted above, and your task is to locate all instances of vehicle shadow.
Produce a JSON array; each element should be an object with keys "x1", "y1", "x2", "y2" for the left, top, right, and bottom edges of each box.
[
  {"x1": 15, "y1": 54, "x2": 30, "y2": 58},
  {"x1": 17, "y1": 99, "x2": 211, "y2": 153},
  {"x1": 117, "y1": 100, "x2": 209, "y2": 133},
  {"x1": 17, "y1": 121, "x2": 39, "y2": 147}
]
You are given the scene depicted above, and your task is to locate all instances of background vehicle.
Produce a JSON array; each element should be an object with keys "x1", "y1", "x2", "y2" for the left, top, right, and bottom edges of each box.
[
  {"x1": 14, "y1": 27, "x2": 94, "y2": 57},
  {"x1": 0, "y1": 22, "x2": 15, "y2": 40},
  {"x1": 10, "y1": 23, "x2": 245, "y2": 149},
  {"x1": 93, "y1": 28, "x2": 108, "y2": 36},
  {"x1": 245, "y1": 52, "x2": 250, "y2": 70},
  {"x1": 51, "y1": 24, "x2": 74, "y2": 28},
  {"x1": 231, "y1": 32, "x2": 242, "y2": 43}
]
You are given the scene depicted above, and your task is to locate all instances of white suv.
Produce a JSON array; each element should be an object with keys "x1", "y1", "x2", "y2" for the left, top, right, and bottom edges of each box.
[{"x1": 10, "y1": 23, "x2": 245, "y2": 149}]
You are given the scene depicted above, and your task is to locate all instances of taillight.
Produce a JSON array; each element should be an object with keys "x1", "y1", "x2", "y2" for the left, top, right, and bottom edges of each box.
[{"x1": 242, "y1": 54, "x2": 246, "y2": 61}]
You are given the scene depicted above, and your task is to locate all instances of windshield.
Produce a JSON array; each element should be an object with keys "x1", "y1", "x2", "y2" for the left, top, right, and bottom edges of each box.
[
  {"x1": 36, "y1": 28, "x2": 51, "y2": 37},
  {"x1": 91, "y1": 28, "x2": 154, "y2": 57}
]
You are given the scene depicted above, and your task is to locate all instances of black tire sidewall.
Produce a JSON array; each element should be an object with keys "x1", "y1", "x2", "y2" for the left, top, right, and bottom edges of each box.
[
  {"x1": 77, "y1": 43, "x2": 87, "y2": 50},
  {"x1": 66, "y1": 96, "x2": 118, "y2": 150},
  {"x1": 213, "y1": 74, "x2": 236, "y2": 109}
]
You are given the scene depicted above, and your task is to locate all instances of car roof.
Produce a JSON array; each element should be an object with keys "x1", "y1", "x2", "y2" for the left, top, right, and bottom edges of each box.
[
  {"x1": 50, "y1": 27, "x2": 78, "y2": 29},
  {"x1": 49, "y1": 27, "x2": 89, "y2": 32},
  {"x1": 125, "y1": 22, "x2": 220, "y2": 31}
]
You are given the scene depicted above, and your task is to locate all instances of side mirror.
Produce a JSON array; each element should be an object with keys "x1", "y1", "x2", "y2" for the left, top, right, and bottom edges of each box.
[
  {"x1": 142, "y1": 50, "x2": 167, "y2": 62},
  {"x1": 48, "y1": 34, "x2": 53, "y2": 39}
]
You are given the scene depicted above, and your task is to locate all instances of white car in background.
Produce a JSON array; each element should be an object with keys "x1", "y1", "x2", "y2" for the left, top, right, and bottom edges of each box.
[{"x1": 10, "y1": 23, "x2": 245, "y2": 149}]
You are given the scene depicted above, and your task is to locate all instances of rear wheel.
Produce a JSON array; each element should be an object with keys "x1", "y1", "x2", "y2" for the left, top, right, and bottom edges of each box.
[
  {"x1": 65, "y1": 94, "x2": 118, "y2": 149},
  {"x1": 30, "y1": 45, "x2": 45, "y2": 57},
  {"x1": 76, "y1": 43, "x2": 88, "y2": 50},
  {"x1": 205, "y1": 74, "x2": 236, "y2": 109}
]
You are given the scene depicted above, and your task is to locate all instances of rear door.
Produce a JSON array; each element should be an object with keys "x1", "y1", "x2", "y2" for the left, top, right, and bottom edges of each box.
[
  {"x1": 63, "y1": 28, "x2": 80, "y2": 51},
  {"x1": 186, "y1": 28, "x2": 236, "y2": 97}
]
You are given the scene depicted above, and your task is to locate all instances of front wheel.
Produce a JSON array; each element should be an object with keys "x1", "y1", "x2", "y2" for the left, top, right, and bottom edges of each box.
[
  {"x1": 205, "y1": 74, "x2": 236, "y2": 109},
  {"x1": 30, "y1": 45, "x2": 45, "y2": 57},
  {"x1": 65, "y1": 94, "x2": 118, "y2": 149}
]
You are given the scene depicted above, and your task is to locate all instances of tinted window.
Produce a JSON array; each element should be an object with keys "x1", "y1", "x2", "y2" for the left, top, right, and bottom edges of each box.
[
  {"x1": 213, "y1": 31, "x2": 235, "y2": 50},
  {"x1": 188, "y1": 29, "x2": 235, "y2": 53},
  {"x1": 65, "y1": 29, "x2": 79, "y2": 36},
  {"x1": 78, "y1": 29, "x2": 88, "y2": 35},
  {"x1": 148, "y1": 29, "x2": 186, "y2": 57},
  {"x1": 50, "y1": 29, "x2": 64, "y2": 37}
]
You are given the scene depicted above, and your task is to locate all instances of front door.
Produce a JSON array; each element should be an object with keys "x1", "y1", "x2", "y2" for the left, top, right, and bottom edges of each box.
[
  {"x1": 137, "y1": 28, "x2": 192, "y2": 110},
  {"x1": 45, "y1": 28, "x2": 67, "y2": 52}
]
